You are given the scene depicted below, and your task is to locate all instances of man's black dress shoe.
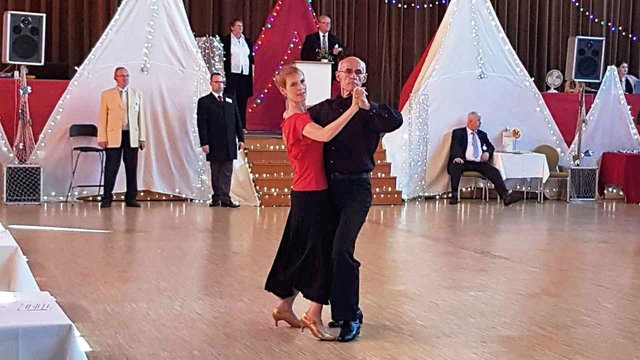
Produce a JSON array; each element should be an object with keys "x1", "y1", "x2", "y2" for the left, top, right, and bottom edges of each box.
[
  {"x1": 503, "y1": 191, "x2": 522, "y2": 206},
  {"x1": 220, "y1": 201, "x2": 240, "y2": 208},
  {"x1": 449, "y1": 195, "x2": 459, "y2": 205},
  {"x1": 328, "y1": 309, "x2": 363, "y2": 328},
  {"x1": 337, "y1": 320, "x2": 361, "y2": 342},
  {"x1": 100, "y1": 201, "x2": 111, "y2": 208},
  {"x1": 209, "y1": 200, "x2": 220, "y2": 207},
  {"x1": 125, "y1": 200, "x2": 141, "y2": 208}
]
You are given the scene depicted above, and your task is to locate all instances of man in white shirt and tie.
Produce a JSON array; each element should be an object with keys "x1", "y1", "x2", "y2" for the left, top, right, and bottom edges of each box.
[
  {"x1": 300, "y1": 15, "x2": 345, "y2": 74},
  {"x1": 447, "y1": 111, "x2": 520, "y2": 206},
  {"x1": 97, "y1": 67, "x2": 146, "y2": 208}
]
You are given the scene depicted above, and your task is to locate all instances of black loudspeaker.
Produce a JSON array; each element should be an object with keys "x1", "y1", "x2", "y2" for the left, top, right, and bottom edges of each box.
[
  {"x1": 2, "y1": 11, "x2": 46, "y2": 66},
  {"x1": 565, "y1": 36, "x2": 605, "y2": 83}
]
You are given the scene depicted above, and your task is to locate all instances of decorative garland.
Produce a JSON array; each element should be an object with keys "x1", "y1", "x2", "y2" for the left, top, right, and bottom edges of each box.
[{"x1": 570, "y1": 0, "x2": 638, "y2": 42}]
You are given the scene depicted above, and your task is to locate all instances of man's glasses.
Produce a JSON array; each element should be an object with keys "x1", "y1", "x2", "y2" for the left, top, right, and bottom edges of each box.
[
  {"x1": 211, "y1": 81, "x2": 225, "y2": 84},
  {"x1": 338, "y1": 69, "x2": 365, "y2": 76}
]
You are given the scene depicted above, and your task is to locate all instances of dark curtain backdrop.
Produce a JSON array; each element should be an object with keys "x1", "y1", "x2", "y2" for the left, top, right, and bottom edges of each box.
[{"x1": 1, "y1": 0, "x2": 639, "y2": 106}]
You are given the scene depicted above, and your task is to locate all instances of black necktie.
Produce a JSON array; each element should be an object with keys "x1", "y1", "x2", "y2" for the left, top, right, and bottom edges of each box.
[{"x1": 217, "y1": 95, "x2": 223, "y2": 103}]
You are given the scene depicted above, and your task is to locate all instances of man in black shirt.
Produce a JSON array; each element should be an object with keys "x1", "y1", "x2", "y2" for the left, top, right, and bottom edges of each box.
[{"x1": 308, "y1": 56, "x2": 403, "y2": 342}]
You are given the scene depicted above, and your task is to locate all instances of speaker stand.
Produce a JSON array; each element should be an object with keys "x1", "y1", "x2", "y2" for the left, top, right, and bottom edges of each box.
[
  {"x1": 573, "y1": 87, "x2": 587, "y2": 167},
  {"x1": 13, "y1": 65, "x2": 36, "y2": 164}
]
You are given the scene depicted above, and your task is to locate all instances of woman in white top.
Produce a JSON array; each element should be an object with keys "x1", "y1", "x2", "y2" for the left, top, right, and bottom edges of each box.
[{"x1": 222, "y1": 18, "x2": 254, "y2": 131}]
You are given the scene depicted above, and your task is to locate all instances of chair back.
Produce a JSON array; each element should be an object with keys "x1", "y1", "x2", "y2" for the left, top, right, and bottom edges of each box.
[
  {"x1": 69, "y1": 124, "x2": 98, "y2": 138},
  {"x1": 533, "y1": 144, "x2": 559, "y2": 172}
]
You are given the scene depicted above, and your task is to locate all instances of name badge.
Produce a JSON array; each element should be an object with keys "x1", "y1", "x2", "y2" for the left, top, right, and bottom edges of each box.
[{"x1": 225, "y1": 97, "x2": 233, "y2": 103}]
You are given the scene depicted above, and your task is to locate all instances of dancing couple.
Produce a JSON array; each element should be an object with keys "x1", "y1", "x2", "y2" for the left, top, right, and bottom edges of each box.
[{"x1": 264, "y1": 57, "x2": 403, "y2": 342}]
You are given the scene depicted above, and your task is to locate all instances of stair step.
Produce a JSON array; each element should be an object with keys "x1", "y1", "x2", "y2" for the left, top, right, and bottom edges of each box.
[
  {"x1": 245, "y1": 135, "x2": 387, "y2": 151},
  {"x1": 249, "y1": 162, "x2": 393, "y2": 177},
  {"x1": 258, "y1": 191, "x2": 403, "y2": 207},
  {"x1": 372, "y1": 191, "x2": 403, "y2": 205},
  {"x1": 244, "y1": 136, "x2": 284, "y2": 147},
  {"x1": 244, "y1": 136, "x2": 401, "y2": 207},
  {"x1": 247, "y1": 149, "x2": 387, "y2": 163},
  {"x1": 253, "y1": 176, "x2": 397, "y2": 190}
]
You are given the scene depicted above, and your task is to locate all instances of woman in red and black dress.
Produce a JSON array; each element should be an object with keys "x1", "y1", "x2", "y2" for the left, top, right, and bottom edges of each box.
[{"x1": 265, "y1": 65, "x2": 363, "y2": 340}]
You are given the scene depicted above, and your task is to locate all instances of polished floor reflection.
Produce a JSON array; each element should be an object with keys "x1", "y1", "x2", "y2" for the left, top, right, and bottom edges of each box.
[{"x1": 1, "y1": 200, "x2": 639, "y2": 359}]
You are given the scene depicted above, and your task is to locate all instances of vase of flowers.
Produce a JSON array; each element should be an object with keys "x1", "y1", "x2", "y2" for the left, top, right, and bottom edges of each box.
[
  {"x1": 316, "y1": 49, "x2": 332, "y2": 62},
  {"x1": 511, "y1": 127, "x2": 522, "y2": 151}
]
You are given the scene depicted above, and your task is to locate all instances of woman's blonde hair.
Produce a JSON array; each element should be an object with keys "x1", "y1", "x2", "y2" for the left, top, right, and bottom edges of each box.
[{"x1": 275, "y1": 64, "x2": 304, "y2": 90}]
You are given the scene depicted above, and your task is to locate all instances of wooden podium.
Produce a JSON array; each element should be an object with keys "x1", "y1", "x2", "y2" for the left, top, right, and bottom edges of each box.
[{"x1": 293, "y1": 61, "x2": 332, "y2": 106}]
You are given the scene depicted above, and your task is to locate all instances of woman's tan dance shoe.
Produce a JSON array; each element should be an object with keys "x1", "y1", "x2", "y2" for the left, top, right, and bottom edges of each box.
[
  {"x1": 272, "y1": 308, "x2": 302, "y2": 328},
  {"x1": 300, "y1": 313, "x2": 335, "y2": 341}
]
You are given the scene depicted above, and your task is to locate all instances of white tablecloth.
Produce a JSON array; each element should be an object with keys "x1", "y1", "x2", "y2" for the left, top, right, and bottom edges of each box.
[
  {"x1": 0, "y1": 225, "x2": 39, "y2": 292},
  {"x1": 493, "y1": 152, "x2": 550, "y2": 182},
  {"x1": 0, "y1": 291, "x2": 87, "y2": 360}
]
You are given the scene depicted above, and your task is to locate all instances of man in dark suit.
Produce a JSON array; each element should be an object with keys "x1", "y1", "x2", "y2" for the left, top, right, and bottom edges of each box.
[
  {"x1": 300, "y1": 15, "x2": 345, "y2": 74},
  {"x1": 222, "y1": 18, "x2": 254, "y2": 131},
  {"x1": 197, "y1": 72, "x2": 245, "y2": 208},
  {"x1": 448, "y1": 111, "x2": 521, "y2": 206}
]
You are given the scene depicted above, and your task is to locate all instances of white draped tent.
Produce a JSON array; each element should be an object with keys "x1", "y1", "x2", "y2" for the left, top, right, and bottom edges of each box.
[
  {"x1": 383, "y1": 0, "x2": 569, "y2": 199},
  {"x1": 0, "y1": 125, "x2": 15, "y2": 165},
  {"x1": 29, "y1": 0, "x2": 258, "y2": 205},
  {"x1": 568, "y1": 66, "x2": 640, "y2": 167}
]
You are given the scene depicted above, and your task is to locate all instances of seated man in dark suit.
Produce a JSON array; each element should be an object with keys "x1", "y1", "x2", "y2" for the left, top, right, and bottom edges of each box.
[{"x1": 447, "y1": 111, "x2": 521, "y2": 206}]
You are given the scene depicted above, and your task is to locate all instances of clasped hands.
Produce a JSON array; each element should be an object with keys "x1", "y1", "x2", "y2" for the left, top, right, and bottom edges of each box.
[{"x1": 350, "y1": 86, "x2": 370, "y2": 110}]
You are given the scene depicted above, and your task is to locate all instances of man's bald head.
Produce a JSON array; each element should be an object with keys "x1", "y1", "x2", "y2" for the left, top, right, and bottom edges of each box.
[{"x1": 336, "y1": 57, "x2": 367, "y2": 96}]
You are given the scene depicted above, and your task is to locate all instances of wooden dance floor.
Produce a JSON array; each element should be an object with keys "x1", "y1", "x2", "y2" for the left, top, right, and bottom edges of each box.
[{"x1": 1, "y1": 200, "x2": 639, "y2": 359}]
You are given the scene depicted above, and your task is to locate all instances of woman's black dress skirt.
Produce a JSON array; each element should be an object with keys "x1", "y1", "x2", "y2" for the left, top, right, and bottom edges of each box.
[{"x1": 264, "y1": 189, "x2": 334, "y2": 305}]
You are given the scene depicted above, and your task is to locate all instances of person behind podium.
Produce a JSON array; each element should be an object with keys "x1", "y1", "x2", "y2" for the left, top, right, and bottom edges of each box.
[{"x1": 300, "y1": 15, "x2": 344, "y2": 74}]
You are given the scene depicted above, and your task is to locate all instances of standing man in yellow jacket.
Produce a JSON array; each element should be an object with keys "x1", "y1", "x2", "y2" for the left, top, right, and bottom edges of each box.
[{"x1": 97, "y1": 67, "x2": 146, "y2": 208}]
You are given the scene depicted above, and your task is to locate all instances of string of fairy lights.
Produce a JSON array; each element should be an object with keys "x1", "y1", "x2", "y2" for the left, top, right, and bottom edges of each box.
[
  {"x1": 382, "y1": 0, "x2": 638, "y2": 43},
  {"x1": 252, "y1": 0, "x2": 317, "y2": 55},
  {"x1": 248, "y1": 32, "x2": 303, "y2": 114},
  {"x1": 247, "y1": 0, "x2": 318, "y2": 113},
  {"x1": 383, "y1": 0, "x2": 449, "y2": 9},
  {"x1": 569, "y1": 0, "x2": 639, "y2": 42}
]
